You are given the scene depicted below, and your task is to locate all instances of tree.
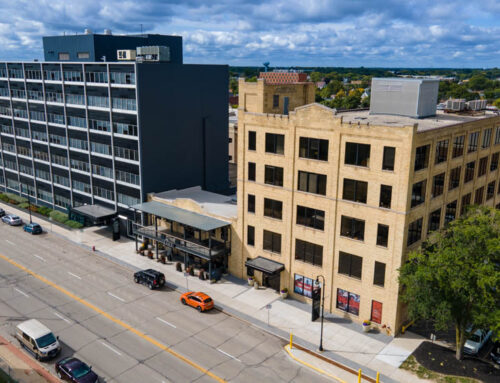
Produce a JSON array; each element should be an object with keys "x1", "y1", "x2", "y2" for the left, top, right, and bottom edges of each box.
[
  {"x1": 494, "y1": 98, "x2": 500, "y2": 108},
  {"x1": 399, "y1": 206, "x2": 500, "y2": 360}
]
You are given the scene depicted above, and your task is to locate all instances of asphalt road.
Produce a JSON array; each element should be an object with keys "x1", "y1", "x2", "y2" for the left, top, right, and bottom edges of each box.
[{"x1": 0, "y1": 221, "x2": 331, "y2": 383}]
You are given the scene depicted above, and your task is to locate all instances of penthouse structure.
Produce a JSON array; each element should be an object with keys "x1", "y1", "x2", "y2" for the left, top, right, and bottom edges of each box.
[{"x1": 0, "y1": 32, "x2": 228, "y2": 220}]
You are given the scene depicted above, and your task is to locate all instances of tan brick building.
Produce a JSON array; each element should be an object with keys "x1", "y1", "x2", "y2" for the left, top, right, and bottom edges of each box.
[{"x1": 234, "y1": 78, "x2": 500, "y2": 335}]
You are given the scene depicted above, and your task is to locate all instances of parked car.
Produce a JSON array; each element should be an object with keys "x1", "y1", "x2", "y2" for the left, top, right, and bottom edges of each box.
[
  {"x1": 23, "y1": 222, "x2": 43, "y2": 235},
  {"x1": 490, "y1": 342, "x2": 500, "y2": 365},
  {"x1": 56, "y1": 357, "x2": 99, "y2": 383},
  {"x1": 180, "y1": 291, "x2": 214, "y2": 312},
  {"x1": 133, "y1": 269, "x2": 165, "y2": 290},
  {"x1": 15, "y1": 319, "x2": 61, "y2": 360},
  {"x1": 2, "y1": 214, "x2": 22, "y2": 226},
  {"x1": 0, "y1": 208, "x2": 5, "y2": 217},
  {"x1": 464, "y1": 329, "x2": 492, "y2": 355}
]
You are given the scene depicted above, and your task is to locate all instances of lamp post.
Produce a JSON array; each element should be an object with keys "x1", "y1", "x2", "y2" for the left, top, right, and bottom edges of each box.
[
  {"x1": 22, "y1": 185, "x2": 32, "y2": 224},
  {"x1": 316, "y1": 275, "x2": 325, "y2": 352}
]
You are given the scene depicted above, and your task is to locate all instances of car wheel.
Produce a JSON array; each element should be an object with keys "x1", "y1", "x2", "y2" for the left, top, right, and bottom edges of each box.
[
  {"x1": 57, "y1": 371, "x2": 62, "y2": 379},
  {"x1": 148, "y1": 283, "x2": 153, "y2": 290},
  {"x1": 197, "y1": 306, "x2": 202, "y2": 313},
  {"x1": 181, "y1": 298, "x2": 186, "y2": 305},
  {"x1": 134, "y1": 277, "x2": 139, "y2": 283}
]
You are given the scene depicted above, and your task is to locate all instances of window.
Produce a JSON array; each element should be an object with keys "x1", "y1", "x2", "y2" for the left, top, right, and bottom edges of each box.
[
  {"x1": 265, "y1": 133, "x2": 284, "y2": 155},
  {"x1": 336, "y1": 289, "x2": 360, "y2": 316},
  {"x1": 248, "y1": 162, "x2": 256, "y2": 181},
  {"x1": 373, "y1": 262, "x2": 386, "y2": 287},
  {"x1": 474, "y1": 187, "x2": 484, "y2": 204},
  {"x1": 495, "y1": 127, "x2": 500, "y2": 145},
  {"x1": 445, "y1": 201, "x2": 457, "y2": 225},
  {"x1": 449, "y1": 167, "x2": 461, "y2": 190},
  {"x1": 407, "y1": 218, "x2": 423, "y2": 246},
  {"x1": 247, "y1": 226, "x2": 255, "y2": 246},
  {"x1": 77, "y1": 52, "x2": 90, "y2": 59},
  {"x1": 295, "y1": 239, "x2": 323, "y2": 267},
  {"x1": 273, "y1": 94, "x2": 279, "y2": 108},
  {"x1": 263, "y1": 230, "x2": 281, "y2": 254},
  {"x1": 58, "y1": 52, "x2": 70, "y2": 60},
  {"x1": 299, "y1": 137, "x2": 328, "y2": 161},
  {"x1": 380, "y1": 185, "x2": 394, "y2": 208},
  {"x1": 248, "y1": 131, "x2": 256, "y2": 150},
  {"x1": 435, "y1": 140, "x2": 449, "y2": 164},
  {"x1": 464, "y1": 161, "x2": 475, "y2": 183},
  {"x1": 296, "y1": 205, "x2": 325, "y2": 230},
  {"x1": 338, "y1": 252, "x2": 362, "y2": 279},
  {"x1": 265, "y1": 165, "x2": 283, "y2": 186},
  {"x1": 461, "y1": 193, "x2": 471, "y2": 215},
  {"x1": 411, "y1": 180, "x2": 426, "y2": 208},
  {"x1": 482, "y1": 128, "x2": 492, "y2": 148},
  {"x1": 294, "y1": 274, "x2": 315, "y2": 298},
  {"x1": 382, "y1": 146, "x2": 395, "y2": 171},
  {"x1": 468, "y1": 132, "x2": 479, "y2": 153},
  {"x1": 345, "y1": 142, "x2": 370, "y2": 167},
  {"x1": 340, "y1": 216, "x2": 365, "y2": 241},
  {"x1": 452, "y1": 135, "x2": 465, "y2": 158},
  {"x1": 264, "y1": 198, "x2": 282, "y2": 220},
  {"x1": 487, "y1": 181, "x2": 495, "y2": 200},
  {"x1": 298, "y1": 171, "x2": 327, "y2": 195},
  {"x1": 478, "y1": 157, "x2": 488, "y2": 177},
  {"x1": 414, "y1": 145, "x2": 430, "y2": 171},
  {"x1": 432, "y1": 173, "x2": 445, "y2": 198},
  {"x1": 376, "y1": 224, "x2": 389, "y2": 247},
  {"x1": 428, "y1": 208, "x2": 441, "y2": 233},
  {"x1": 343, "y1": 178, "x2": 368, "y2": 203},
  {"x1": 247, "y1": 194, "x2": 255, "y2": 213},
  {"x1": 490, "y1": 152, "x2": 499, "y2": 171}
]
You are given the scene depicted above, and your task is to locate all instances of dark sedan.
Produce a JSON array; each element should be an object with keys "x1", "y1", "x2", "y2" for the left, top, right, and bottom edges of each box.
[{"x1": 56, "y1": 357, "x2": 99, "y2": 383}]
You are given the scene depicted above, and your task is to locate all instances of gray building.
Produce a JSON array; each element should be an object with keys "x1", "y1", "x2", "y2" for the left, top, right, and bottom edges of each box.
[{"x1": 0, "y1": 32, "x2": 228, "y2": 220}]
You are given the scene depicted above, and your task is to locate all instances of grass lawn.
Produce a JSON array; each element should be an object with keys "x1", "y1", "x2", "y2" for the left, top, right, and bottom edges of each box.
[{"x1": 401, "y1": 355, "x2": 481, "y2": 383}]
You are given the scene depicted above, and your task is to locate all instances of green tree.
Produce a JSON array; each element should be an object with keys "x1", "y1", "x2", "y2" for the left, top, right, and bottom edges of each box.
[
  {"x1": 229, "y1": 78, "x2": 239, "y2": 95},
  {"x1": 399, "y1": 206, "x2": 500, "y2": 360},
  {"x1": 319, "y1": 80, "x2": 344, "y2": 99},
  {"x1": 494, "y1": 98, "x2": 500, "y2": 108},
  {"x1": 310, "y1": 71, "x2": 324, "y2": 83}
]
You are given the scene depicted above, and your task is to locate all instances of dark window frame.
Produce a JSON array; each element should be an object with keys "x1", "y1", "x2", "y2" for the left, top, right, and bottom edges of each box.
[
  {"x1": 486, "y1": 181, "x2": 495, "y2": 200},
  {"x1": 411, "y1": 180, "x2": 427, "y2": 208},
  {"x1": 444, "y1": 201, "x2": 457, "y2": 225},
  {"x1": 298, "y1": 171, "x2": 327, "y2": 195},
  {"x1": 435, "y1": 140, "x2": 449, "y2": 164},
  {"x1": 296, "y1": 205, "x2": 325, "y2": 231},
  {"x1": 340, "y1": 216, "x2": 365, "y2": 241},
  {"x1": 478, "y1": 156, "x2": 488, "y2": 177},
  {"x1": 407, "y1": 218, "x2": 423, "y2": 246},
  {"x1": 248, "y1": 131, "x2": 256, "y2": 151},
  {"x1": 428, "y1": 208, "x2": 441, "y2": 233},
  {"x1": 382, "y1": 146, "x2": 395, "y2": 171},
  {"x1": 490, "y1": 152, "x2": 499, "y2": 172},
  {"x1": 265, "y1": 133, "x2": 285, "y2": 155},
  {"x1": 461, "y1": 193, "x2": 471, "y2": 215},
  {"x1": 343, "y1": 178, "x2": 368, "y2": 204},
  {"x1": 468, "y1": 131, "x2": 479, "y2": 153},
  {"x1": 264, "y1": 165, "x2": 284, "y2": 186},
  {"x1": 376, "y1": 224, "x2": 389, "y2": 247},
  {"x1": 449, "y1": 166, "x2": 461, "y2": 190},
  {"x1": 247, "y1": 194, "x2": 255, "y2": 213},
  {"x1": 464, "y1": 161, "x2": 475, "y2": 183},
  {"x1": 482, "y1": 128, "x2": 492, "y2": 148},
  {"x1": 414, "y1": 145, "x2": 430, "y2": 171},
  {"x1": 379, "y1": 185, "x2": 392, "y2": 209},
  {"x1": 263, "y1": 230, "x2": 281, "y2": 254},
  {"x1": 432, "y1": 173, "x2": 445, "y2": 198},
  {"x1": 272, "y1": 94, "x2": 279, "y2": 108},
  {"x1": 247, "y1": 225, "x2": 255, "y2": 246},
  {"x1": 474, "y1": 186, "x2": 484, "y2": 205},
  {"x1": 264, "y1": 198, "x2": 283, "y2": 220},
  {"x1": 345, "y1": 142, "x2": 371, "y2": 167},
  {"x1": 452, "y1": 135, "x2": 465, "y2": 158},
  {"x1": 248, "y1": 162, "x2": 256, "y2": 181},
  {"x1": 338, "y1": 251, "x2": 362, "y2": 279},
  {"x1": 295, "y1": 239, "x2": 323, "y2": 267},
  {"x1": 373, "y1": 261, "x2": 386, "y2": 287},
  {"x1": 299, "y1": 137, "x2": 329, "y2": 161}
]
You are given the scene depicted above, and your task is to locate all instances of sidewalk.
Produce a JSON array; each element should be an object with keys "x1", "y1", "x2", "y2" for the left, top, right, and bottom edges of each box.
[{"x1": 0, "y1": 201, "x2": 425, "y2": 383}]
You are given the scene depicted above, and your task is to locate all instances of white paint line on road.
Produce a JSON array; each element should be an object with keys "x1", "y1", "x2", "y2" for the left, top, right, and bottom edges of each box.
[
  {"x1": 32, "y1": 254, "x2": 46, "y2": 262},
  {"x1": 67, "y1": 272, "x2": 82, "y2": 280},
  {"x1": 100, "y1": 341, "x2": 122, "y2": 356},
  {"x1": 5, "y1": 240, "x2": 14, "y2": 246},
  {"x1": 53, "y1": 312, "x2": 71, "y2": 324},
  {"x1": 217, "y1": 348, "x2": 241, "y2": 362},
  {"x1": 156, "y1": 317, "x2": 176, "y2": 328},
  {"x1": 14, "y1": 288, "x2": 29, "y2": 298},
  {"x1": 107, "y1": 292, "x2": 125, "y2": 302}
]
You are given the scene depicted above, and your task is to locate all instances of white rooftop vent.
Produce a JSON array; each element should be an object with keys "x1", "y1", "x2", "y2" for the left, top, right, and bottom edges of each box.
[
  {"x1": 446, "y1": 99, "x2": 466, "y2": 111},
  {"x1": 84, "y1": 28, "x2": 93, "y2": 35},
  {"x1": 104, "y1": 29, "x2": 112, "y2": 35}
]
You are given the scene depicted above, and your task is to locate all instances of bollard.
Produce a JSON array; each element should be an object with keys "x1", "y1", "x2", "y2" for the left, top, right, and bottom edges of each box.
[
  {"x1": 92, "y1": 245, "x2": 95, "y2": 252},
  {"x1": 289, "y1": 332, "x2": 293, "y2": 349},
  {"x1": 358, "y1": 369, "x2": 362, "y2": 383},
  {"x1": 376, "y1": 372, "x2": 380, "y2": 383}
]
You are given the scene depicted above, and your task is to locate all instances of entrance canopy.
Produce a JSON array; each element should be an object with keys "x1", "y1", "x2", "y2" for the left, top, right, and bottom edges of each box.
[
  {"x1": 245, "y1": 257, "x2": 284, "y2": 275},
  {"x1": 69, "y1": 204, "x2": 117, "y2": 226}
]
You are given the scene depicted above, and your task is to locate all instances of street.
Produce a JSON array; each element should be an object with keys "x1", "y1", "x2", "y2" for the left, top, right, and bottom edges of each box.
[{"x1": 0, "y1": 222, "x2": 330, "y2": 383}]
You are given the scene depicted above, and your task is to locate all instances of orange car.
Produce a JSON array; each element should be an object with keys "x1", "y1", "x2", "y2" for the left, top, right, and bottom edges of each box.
[{"x1": 180, "y1": 291, "x2": 214, "y2": 312}]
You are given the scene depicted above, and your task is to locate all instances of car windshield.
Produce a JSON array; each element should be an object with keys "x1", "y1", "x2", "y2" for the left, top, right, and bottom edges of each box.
[
  {"x1": 11, "y1": 216, "x2": 20, "y2": 220},
  {"x1": 71, "y1": 363, "x2": 91, "y2": 379},
  {"x1": 36, "y1": 333, "x2": 56, "y2": 348},
  {"x1": 203, "y1": 298, "x2": 212, "y2": 303},
  {"x1": 468, "y1": 334, "x2": 481, "y2": 343}
]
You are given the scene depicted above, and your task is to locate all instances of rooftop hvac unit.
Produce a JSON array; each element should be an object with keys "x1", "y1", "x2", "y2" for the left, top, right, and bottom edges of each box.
[
  {"x1": 104, "y1": 29, "x2": 112, "y2": 35},
  {"x1": 466, "y1": 99, "x2": 487, "y2": 111},
  {"x1": 136, "y1": 46, "x2": 170, "y2": 62},
  {"x1": 84, "y1": 29, "x2": 93, "y2": 35},
  {"x1": 117, "y1": 50, "x2": 136, "y2": 61},
  {"x1": 446, "y1": 99, "x2": 465, "y2": 111}
]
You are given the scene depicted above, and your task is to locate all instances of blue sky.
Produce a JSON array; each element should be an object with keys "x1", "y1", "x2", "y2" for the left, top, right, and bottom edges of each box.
[{"x1": 0, "y1": 0, "x2": 498, "y2": 67}]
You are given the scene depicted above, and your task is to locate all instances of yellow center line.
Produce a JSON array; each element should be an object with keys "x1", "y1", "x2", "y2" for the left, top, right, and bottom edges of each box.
[{"x1": 0, "y1": 253, "x2": 226, "y2": 383}]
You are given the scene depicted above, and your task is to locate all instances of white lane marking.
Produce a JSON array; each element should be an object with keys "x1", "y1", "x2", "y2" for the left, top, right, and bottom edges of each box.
[
  {"x1": 107, "y1": 292, "x2": 125, "y2": 302},
  {"x1": 14, "y1": 288, "x2": 29, "y2": 298},
  {"x1": 156, "y1": 317, "x2": 176, "y2": 328},
  {"x1": 53, "y1": 312, "x2": 71, "y2": 324},
  {"x1": 32, "y1": 254, "x2": 46, "y2": 262},
  {"x1": 5, "y1": 240, "x2": 14, "y2": 246},
  {"x1": 217, "y1": 348, "x2": 241, "y2": 362},
  {"x1": 67, "y1": 272, "x2": 82, "y2": 280},
  {"x1": 100, "y1": 341, "x2": 122, "y2": 356}
]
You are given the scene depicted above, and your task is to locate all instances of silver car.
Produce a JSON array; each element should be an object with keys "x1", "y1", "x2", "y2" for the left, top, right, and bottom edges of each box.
[{"x1": 2, "y1": 214, "x2": 23, "y2": 226}]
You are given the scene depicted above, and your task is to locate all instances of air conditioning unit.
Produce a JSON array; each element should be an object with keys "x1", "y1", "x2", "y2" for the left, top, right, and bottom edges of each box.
[
  {"x1": 117, "y1": 50, "x2": 136, "y2": 61},
  {"x1": 446, "y1": 98, "x2": 465, "y2": 111}
]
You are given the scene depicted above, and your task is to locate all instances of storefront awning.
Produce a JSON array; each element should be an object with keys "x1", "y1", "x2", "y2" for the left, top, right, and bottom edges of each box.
[
  {"x1": 245, "y1": 257, "x2": 284, "y2": 275},
  {"x1": 69, "y1": 204, "x2": 117, "y2": 224},
  {"x1": 132, "y1": 201, "x2": 231, "y2": 232}
]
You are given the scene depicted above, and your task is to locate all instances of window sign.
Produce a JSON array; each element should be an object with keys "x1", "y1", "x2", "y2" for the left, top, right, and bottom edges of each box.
[
  {"x1": 348, "y1": 292, "x2": 360, "y2": 316},
  {"x1": 294, "y1": 274, "x2": 304, "y2": 295},
  {"x1": 337, "y1": 288, "x2": 360, "y2": 316}
]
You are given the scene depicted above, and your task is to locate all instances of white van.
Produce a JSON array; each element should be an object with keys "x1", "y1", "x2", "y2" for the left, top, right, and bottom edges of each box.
[{"x1": 15, "y1": 319, "x2": 61, "y2": 360}]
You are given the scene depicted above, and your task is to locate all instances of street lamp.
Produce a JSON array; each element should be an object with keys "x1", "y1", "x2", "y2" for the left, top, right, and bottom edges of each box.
[
  {"x1": 316, "y1": 275, "x2": 325, "y2": 352},
  {"x1": 21, "y1": 185, "x2": 32, "y2": 224}
]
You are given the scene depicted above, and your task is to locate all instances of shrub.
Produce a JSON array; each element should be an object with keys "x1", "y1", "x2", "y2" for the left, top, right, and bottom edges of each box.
[
  {"x1": 0, "y1": 193, "x2": 9, "y2": 202},
  {"x1": 5, "y1": 193, "x2": 27, "y2": 204},
  {"x1": 64, "y1": 220, "x2": 83, "y2": 229},
  {"x1": 37, "y1": 206, "x2": 52, "y2": 216},
  {"x1": 49, "y1": 210, "x2": 68, "y2": 224},
  {"x1": 18, "y1": 202, "x2": 30, "y2": 209}
]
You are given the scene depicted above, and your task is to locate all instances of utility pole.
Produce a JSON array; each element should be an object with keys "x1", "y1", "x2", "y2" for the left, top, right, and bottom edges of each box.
[{"x1": 316, "y1": 275, "x2": 325, "y2": 352}]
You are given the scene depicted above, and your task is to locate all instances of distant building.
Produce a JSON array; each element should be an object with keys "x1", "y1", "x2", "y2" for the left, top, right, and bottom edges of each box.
[
  {"x1": 315, "y1": 81, "x2": 326, "y2": 89},
  {"x1": 259, "y1": 71, "x2": 308, "y2": 85}
]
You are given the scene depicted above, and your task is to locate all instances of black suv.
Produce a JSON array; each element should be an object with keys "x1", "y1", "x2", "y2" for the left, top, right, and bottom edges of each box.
[{"x1": 134, "y1": 269, "x2": 165, "y2": 290}]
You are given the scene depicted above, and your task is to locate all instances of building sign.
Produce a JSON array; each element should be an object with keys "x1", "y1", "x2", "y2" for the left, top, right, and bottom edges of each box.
[
  {"x1": 336, "y1": 288, "x2": 360, "y2": 316},
  {"x1": 371, "y1": 300, "x2": 383, "y2": 324},
  {"x1": 311, "y1": 281, "x2": 321, "y2": 322}
]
